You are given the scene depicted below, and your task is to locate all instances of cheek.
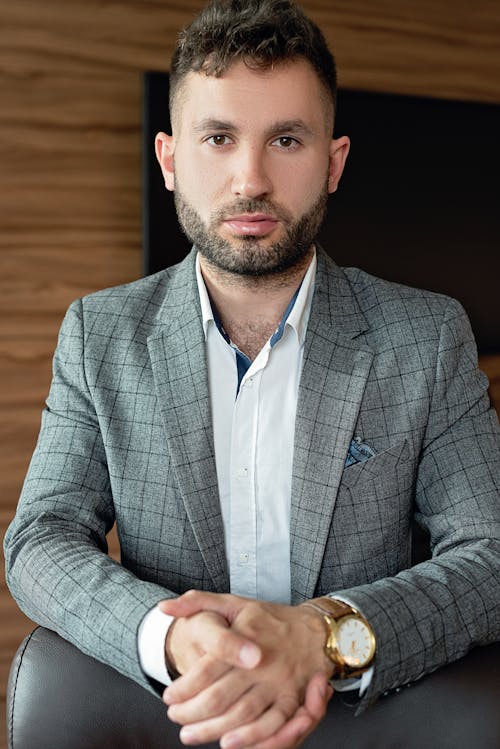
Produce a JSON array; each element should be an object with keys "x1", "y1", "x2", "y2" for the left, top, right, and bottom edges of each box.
[
  {"x1": 278, "y1": 162, "x2": 328, "y2": 210},
  {"x1": 300, "y1": 154, "x2": 331, "y2": 189},
  {"x1": 175, "y1": 171, "x2": 219, "y2": 219},
  {"x1": 177, "y1": 154, "x2": 226, "y2": 203}
]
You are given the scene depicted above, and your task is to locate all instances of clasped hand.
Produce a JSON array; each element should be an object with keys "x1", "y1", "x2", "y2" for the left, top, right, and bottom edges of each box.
[{"x1": 159, "y1": 591, "x2": 334, "y2": 749}]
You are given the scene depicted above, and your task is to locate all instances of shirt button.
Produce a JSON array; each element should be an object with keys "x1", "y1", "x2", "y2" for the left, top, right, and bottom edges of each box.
[
  {"x1": 237, "y1": 467, "x2": 249, "y2": 478},
  {"x1": 246, "y1": 378, "x2": 253, "y2": 387},
  {"x1": 239, "y1": 552, "x2": 249, "y2": 564}
]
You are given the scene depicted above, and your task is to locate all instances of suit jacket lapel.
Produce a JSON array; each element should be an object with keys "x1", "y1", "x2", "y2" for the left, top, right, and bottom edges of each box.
[
  {"x1": 147, "y1": 251, "x2": 229, "y2": 592},
  {"x1": 290, "y1": 250, "x2": 374, "y2": 603},
  {"x1": 145, "y1": 249, "x2": 372, "y2": 600}
]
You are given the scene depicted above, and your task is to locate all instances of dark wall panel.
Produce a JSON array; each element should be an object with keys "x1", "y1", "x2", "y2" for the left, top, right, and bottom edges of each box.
[{"x1": 143, "y1": 74, "x2": 500, "y2": 353}]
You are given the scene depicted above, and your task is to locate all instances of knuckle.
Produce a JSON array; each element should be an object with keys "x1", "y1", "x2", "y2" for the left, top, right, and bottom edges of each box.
[
  {"x1": 198, "y1": 656, "x2": 223, "y2": 681},
  {"x1": 205, "y1": 683, "x2": 227, "y2": 713},
  {"x1": 168, "y1": 679, "x2": 194, "y2": 704},
  {"x1": 232, "y1": 692, "x2": 266, "y2": 722},
  {"x1": 239, "y1": 601, "x2": 261, "y2": 624},
  {"x1": 212, "y1": 627, "x2": 229, "y2": 655},
  {"x1": 276, "y1": 694, "x2": 299, "y2": 720},
  {"x1": 245, "y1": 601, "x2": 262, "y2": 615}
]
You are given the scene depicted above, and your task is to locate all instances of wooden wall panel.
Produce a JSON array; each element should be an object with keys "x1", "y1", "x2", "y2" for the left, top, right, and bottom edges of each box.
[
  {"x1": 482, "y1": 356, "x2": 500, "y2": 412},
  {"x1": 315, "y1": 0, "x2": 500, "y2": 102},
  {"x1": 1, "y1": 3, "x2": 499, "y2": 744}
]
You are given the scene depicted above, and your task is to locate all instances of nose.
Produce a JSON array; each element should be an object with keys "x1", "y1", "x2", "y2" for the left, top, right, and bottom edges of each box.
[{"x1": 231, "y1": 146, "x2": 272, "y2": 199}]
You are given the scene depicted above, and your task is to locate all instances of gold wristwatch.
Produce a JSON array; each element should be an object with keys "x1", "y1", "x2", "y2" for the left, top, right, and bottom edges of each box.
[{"x1": 304, "y1": 598, "x2": 376, "y2": 679}]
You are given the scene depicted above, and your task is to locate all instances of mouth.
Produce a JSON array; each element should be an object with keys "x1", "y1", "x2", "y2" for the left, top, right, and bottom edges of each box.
[{"x1": 222, "y1": 213, "x2": 279, "y2": 237}]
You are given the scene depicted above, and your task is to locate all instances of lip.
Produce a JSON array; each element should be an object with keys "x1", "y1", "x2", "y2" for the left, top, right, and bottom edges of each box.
[{"x1": 223, "y1": 214, "x2": 279, "y2": 237}]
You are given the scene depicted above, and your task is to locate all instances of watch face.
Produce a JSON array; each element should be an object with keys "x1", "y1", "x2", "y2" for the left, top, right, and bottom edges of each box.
[{"x1": 336, "y1": 616, "x2": 375, "y2": 667}]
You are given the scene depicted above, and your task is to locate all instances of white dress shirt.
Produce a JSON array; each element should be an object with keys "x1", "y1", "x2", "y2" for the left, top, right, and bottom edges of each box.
[
  {"x1": 138, "y1": 250, "x2": 372, "y2": 694},
  {"x1": 206, "y1": 253, "x2": 316, "y2": 603}
]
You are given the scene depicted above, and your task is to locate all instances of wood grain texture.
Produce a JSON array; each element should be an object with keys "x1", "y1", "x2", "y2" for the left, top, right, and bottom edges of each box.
[
  {"x1": 1, "y1": 1, "x2": 499, "y2": 733},
  {"x1": 482, "y1": 356, "x2": 500, "y2": 413},
  {"x1": 314, "y1": 0, "x2": 500, "y2": 102}
]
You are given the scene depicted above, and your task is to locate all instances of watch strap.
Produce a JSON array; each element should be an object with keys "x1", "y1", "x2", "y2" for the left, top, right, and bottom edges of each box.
[{"x1": 305, "y1": 598, "x2": 357, "y2": 619}]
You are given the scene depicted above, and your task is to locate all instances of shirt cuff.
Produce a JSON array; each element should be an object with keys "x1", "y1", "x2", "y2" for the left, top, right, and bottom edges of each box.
[
  {"x1": 331, "y1": 665, "x2": 374, "y2": 694},
  {"x1": 137, "y1": 605, "x2": 175, "y2": 685}
]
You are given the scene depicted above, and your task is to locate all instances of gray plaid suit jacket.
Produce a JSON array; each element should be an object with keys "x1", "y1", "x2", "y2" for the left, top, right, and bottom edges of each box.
[{"x1": 5, "y1": 247, "x2": 500, "y2": 709}]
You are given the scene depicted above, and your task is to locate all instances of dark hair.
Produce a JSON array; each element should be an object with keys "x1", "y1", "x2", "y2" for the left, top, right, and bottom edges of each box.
[{"x1": 169, "y1": 0, "x2": 337, "y2": 129}]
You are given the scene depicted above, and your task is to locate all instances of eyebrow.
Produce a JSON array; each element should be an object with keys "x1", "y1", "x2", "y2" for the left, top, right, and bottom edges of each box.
[{"x1": 192, "y1": 118, "x2": 315, "y2": 139}]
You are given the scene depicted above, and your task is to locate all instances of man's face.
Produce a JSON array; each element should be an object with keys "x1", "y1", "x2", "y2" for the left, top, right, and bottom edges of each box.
[{"x1": 156, "y1": 58, "x2": 349, "y2": 276}]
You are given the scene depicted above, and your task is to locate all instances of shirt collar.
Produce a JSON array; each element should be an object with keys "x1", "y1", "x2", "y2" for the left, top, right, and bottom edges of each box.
[
  {"x1": 195, "y1": 254, "x2": 216, "y2": 339},
  {"x1": 195, "y1": 249, "x2": 317, "y2": 346},
  {"x1": 285, "y1": 250, "x2": 316, "y2": 345}
]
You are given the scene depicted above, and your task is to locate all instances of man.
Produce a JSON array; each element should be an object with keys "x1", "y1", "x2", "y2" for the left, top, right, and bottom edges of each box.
[{"x1": 5, "y1": 1, "x2": 500, "y2": 748}]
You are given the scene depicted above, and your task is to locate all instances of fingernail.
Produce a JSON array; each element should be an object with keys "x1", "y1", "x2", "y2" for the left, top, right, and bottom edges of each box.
[
  {"x1": 221, "y1": 735, "x2": 241, "y2": 749},
  {"x1": 239, "y1": 643, "x2": 260, "y2": 668},
  {"x1": 180, "y1": 728, "x2": 194, "y2": 744}
]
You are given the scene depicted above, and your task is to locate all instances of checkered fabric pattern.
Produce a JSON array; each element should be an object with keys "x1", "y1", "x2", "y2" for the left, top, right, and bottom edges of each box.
[{"x1": 4, "y1": 247, "x2": 500, "y2": 707}]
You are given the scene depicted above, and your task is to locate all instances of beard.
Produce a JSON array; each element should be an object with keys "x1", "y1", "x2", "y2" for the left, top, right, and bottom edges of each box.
[{"x1": 173, "y1": 185, "x2": 329, "y2": 277}]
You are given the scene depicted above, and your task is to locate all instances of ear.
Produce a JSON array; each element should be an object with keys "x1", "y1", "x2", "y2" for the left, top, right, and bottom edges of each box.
[
  {"x1": 155, "y1": 132, "x2": 175, "y2": 191},
  {"x1": 327, "y1": 135, "x2": 350, "y2": 194}
]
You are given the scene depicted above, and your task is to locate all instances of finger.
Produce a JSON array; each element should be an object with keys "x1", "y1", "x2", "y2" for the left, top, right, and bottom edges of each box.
[
  {"x1": 160, "y1": 597, "x2": 262, "y2": 671},
  {"x1": 163, "y1": 655, "x2": 230, "y2": 705},
  {"x1": 168, "y1": 668, "x2": 258, "y2": 726},
  {"x1": 239, "y1": 708, "x2": 315, "y2": 749},
  {"x1": 225, "y1": 678, "x2": 330, "y2": 749},
  {"x1": 198, "y1": 613, "x2": 261, "y2": 669},
  {"x1": 244, "y1": 710, "x2": 313, "y2": 749},
  {"x1": 303, "y1": 672, "x2": 332, "y2": 720},
  {"x1": 178, "y1": 685, "x2": 277, "y2": 746},
  {"x1": 159, "y1": 590, "x2": 241, "y2": 619},
  {"x1": 217, "y1": 694, "x2": 303, "y2": 749},
  {"x1": 170, "y1": 611, "x2": 261, "y2": 675}
]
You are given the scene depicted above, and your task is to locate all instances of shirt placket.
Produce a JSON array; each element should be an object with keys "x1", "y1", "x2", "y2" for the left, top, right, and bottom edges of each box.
[{"x1": 228, "y1": 352, "x2": 267, "y2": 597}]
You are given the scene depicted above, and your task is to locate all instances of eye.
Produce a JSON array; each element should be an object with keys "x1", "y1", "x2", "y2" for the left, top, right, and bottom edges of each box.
[
  {"x1": 272, "y1": 136, "x2": 300, "y2": 150},
  {"x1": 206, "y1": 134, "x2": 232, "y2": 146}
]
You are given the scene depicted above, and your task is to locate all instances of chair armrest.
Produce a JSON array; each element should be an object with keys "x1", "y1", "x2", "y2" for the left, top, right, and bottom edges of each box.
[
  {"x1": 7, "y1": 627, "x2": 185, "y2": 749},
  {"x1": 7, "y1": 626, "x2": 500, "y2": 749}
]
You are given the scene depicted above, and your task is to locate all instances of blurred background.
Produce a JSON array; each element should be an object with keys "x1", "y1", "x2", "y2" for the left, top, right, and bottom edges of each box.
[{"x1": 1, "y1": 2, "x2": 499, "y2": 744}]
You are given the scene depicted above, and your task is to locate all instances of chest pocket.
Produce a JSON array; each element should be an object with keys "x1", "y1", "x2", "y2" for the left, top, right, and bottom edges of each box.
[
  {"x1": 315, "y1": 439, "x2": 415, "y2": 594},
  {"x1": 341, "y1": 439, "x2": 411, "y2": 491}
]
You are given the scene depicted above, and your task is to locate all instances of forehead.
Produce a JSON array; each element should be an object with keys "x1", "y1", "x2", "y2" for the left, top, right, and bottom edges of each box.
[{"x1": 174, "y1": 58, "x2": 330, "y2": 134}]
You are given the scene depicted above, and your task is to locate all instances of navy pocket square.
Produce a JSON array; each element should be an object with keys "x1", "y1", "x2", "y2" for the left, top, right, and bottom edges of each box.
[{"x1": 345, "y1": 437, "x2": 376, "y2": 467}]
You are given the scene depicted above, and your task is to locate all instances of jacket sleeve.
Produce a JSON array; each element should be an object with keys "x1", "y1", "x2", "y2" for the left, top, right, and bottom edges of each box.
[
  {"x1": 4, "y1": 300, "x2": 172, "y2": 697},
  {"x1": 331, "y1": 298, "x2": 500, "y2": 710}
]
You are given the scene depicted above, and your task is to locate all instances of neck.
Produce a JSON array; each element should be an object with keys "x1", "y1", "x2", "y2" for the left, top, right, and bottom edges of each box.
[{"x1": 199, "y1": 247, "x2": 314, "y2": 360}]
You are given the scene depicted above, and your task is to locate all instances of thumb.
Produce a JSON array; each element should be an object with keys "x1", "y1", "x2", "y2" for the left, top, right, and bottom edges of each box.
[
  {"x1": 304, "y1": 673, "x2": 333, "y2": 720},
  {"x1": 159, "y1": 593, "x2": 262, "y2": 670},
  {"x1": 159, "y1": 590, "x2": 242, "y2": 621}
]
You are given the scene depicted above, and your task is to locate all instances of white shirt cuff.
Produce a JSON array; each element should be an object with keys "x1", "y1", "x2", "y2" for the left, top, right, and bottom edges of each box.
[
  {"x1": 137, "y1": 605, "x2": 175, "y2": 685},
  {"x1": 331, "y1": 665, "x2": 374, "y2": 694}
]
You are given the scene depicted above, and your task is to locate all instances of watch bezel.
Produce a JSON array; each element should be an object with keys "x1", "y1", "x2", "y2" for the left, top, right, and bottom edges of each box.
[
  {"x1": 328, "y1": 613, "x2": 376, "y2": 668},
  {"x1": 322, "y1": 612, "x2": 376, "y2": 678}
]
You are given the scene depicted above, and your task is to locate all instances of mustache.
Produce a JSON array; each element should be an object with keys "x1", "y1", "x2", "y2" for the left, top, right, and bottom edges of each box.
[{"x1": 212, "y1": 199, "x2": 293, "y2": 224}]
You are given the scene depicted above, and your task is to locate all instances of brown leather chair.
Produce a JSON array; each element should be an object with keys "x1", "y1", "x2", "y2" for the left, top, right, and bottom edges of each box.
[{"x1": 6, "y1": 626, "x2": 500, "y2": 749}]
